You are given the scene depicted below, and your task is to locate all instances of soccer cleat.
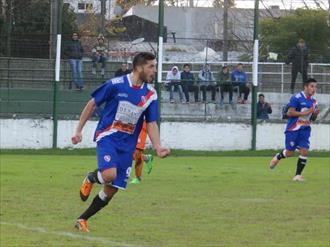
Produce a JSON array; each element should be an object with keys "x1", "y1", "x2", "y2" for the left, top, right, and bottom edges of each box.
[
  {"x1": 144, "y1": 154, "x2": 153, "y2": 174},
  {"x1": 75, "y1": 219, "x2": 89, "y2": 232},
  {"x1": 269, "y1": 154, "x2": 280, "y2": 170},
  {"x1": 292, "y1": 175, "x2": 304, "y2": 182},
  {"x1": 79, "y1": 173, "x2": 94, "y2": 201},
  {"x1": 130, "y1": 177, "x2": 141, "y2": 184}
]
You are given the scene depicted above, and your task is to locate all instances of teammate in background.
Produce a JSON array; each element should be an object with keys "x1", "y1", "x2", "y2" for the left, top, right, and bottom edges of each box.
[
  {"x1": 130, "y1": 121, "x2": 153, "y2": 184},
  {"x1": 71, "y1": 52, "x2": 170, "y2": 232},
  {"x1": 270, "y1": 78, "x2": 320, "y2": 182}
]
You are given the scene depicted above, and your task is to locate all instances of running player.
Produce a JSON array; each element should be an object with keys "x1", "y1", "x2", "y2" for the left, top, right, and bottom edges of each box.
[
  {"x1": 131, "y1": 120, "x2": 153, "y2": 184},
  {"x1": 71, "y1": 52, "x2": 170, "y2": 232},
  {"x1": 270, "y1": 78, "x2": 320, "y2": 181}
]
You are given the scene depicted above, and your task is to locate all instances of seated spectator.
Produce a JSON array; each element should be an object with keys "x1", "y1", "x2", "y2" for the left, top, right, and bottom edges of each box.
[
  {"x1": 257, "y1": 94, "x2": 272, "y2": 120},
  {"x1": 115, "y1": 62, "x2": 131, "y2": 77},
  {"x1": 198, "y1": 64, "x2": 216, "y2": 102},
  {"x1": 92, "y1": 36, "x2": 108, "y2": 77},
  {"x1": 181, "y1": 64, "x2": 199, "y2": 103},
  {"x1": 231, "y1": 63, "x2": 250, "y2": 104},
  {"x1": 165, "y1": 66, "x2": 185, "y2": 103},
  {"x1": 218, "y1": 65, "x2": 233, "y2": 105}
]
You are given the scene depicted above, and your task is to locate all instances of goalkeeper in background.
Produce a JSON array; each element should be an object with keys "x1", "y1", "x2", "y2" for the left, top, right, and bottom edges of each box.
[
  {"x1": 131, "y1": 120, "x2": 154, "y2": 184},
  {"x1": 270, "y1": 78, "x2": 320, "y2": 182}
]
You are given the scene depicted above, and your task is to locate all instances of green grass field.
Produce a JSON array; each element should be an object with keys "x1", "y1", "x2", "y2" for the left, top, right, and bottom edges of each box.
[{"x1": 1, "y1": 154, "x2": 329, "y2": 247}]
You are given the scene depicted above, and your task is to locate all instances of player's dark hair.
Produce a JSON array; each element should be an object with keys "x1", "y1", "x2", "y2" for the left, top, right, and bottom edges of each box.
[
  {"x1": 303, "y1": 78, "x2": 317, "y2": 87},
  {"x1": 183, "y1": 64, "x2": 190, "y2": 68},
  {"x1": 132, "y1": 52, "x2": 156, "y2": 70},
  {"x1": 258, "y1": 93, "x2": 265, "y2": 98},
  {"x1": 237, "y1": 63, "x2": 243, "y2": 66}
]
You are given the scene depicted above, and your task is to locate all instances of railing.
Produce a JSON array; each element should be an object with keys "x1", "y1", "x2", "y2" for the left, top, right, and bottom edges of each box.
[{"x1": 0, "y1": 57, "x2": 329, "y2": 94}]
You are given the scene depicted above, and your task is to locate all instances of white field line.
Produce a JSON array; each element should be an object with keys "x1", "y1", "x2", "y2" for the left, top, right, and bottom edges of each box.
[{"x1": 0, "y1": 221, "x2": 144, "y2": 247}]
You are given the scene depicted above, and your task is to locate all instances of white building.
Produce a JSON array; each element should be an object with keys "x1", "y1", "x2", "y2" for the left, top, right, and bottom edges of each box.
[{"x1": 63, "y1": 0, "x2": 117, "y2": 20}]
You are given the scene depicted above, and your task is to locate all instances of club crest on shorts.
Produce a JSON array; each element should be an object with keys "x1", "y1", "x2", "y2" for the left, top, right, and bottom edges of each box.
[
  {"x1": 290, "y1": 141, "x2": 295, "y2": 147},
  {"x1": 104, "y1": 155, "x2": 111, "y2": 162}
]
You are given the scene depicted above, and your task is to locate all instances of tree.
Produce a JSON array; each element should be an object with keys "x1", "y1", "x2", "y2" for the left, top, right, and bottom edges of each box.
[
  {"x1": 212, "y1": 0, "x2": 235, "y2": 8},
  {"x1": 1, "y1": 0, "x2": 78, "y2": 57},
  {"x1": 260, "y1": 9, "x2": 330, "y2": 62}
]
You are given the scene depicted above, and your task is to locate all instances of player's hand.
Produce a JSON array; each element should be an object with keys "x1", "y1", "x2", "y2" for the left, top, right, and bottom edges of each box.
[
  {"x1": 71, "y1": 132, "x2": 82, "y2": 145},
  {"x1": 302, "y1": 108, "x2": 314, "y2": 116},
  {"x1": 314, "y1": 108, "x2": 320, "y2": 115},
  {"x1": 156, "y1": 146, "x2": 170, "y2": 158}
]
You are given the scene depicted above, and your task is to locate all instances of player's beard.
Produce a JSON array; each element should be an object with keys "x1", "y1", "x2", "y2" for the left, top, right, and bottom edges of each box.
[{"x1": 140, "y1": 70, "x2": 154, "y2": 83}]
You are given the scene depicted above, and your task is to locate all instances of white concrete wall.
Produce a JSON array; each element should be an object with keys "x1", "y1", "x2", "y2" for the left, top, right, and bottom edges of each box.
[{"x1": 1, "y1": 119, "x2": 329, "y2": 150}]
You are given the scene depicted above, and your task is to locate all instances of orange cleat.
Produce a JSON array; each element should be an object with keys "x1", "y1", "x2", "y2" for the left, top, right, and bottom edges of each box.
[
  {"x1": 79, "y1": 175, "x2": 93, "y2": 202},
  {"x1": 75, "y1": 219, "x2": 89, "y2": 232}
]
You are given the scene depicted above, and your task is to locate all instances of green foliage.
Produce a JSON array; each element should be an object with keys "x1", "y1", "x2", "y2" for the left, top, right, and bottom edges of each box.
[
  {"x1": 260, "y1": 9, "x2": 330, "y2": 62},
  {"x1": 1, "y1": 155, "x2": 329, "y2": 246},
  {"x1": 7, "y1": 0, "x2": 77, "y2": 35}
]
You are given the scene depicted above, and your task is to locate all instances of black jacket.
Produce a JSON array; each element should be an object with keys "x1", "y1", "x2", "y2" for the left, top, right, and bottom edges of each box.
[
  {"x1": 63, "y1": 39, "x2": 84, "y2": 59},
  {"x1": 180, "y1": 71, "x2": 194, "y2": 85},
  {"x1": 257, "y1": 102, "x2": 272, "y2": 120},
  {"x1": 286, "y1": 45, "x2": 308, "y2": 71},
  {"x1": 115, "y1": 69, "x2": 131, "y2": 77}
]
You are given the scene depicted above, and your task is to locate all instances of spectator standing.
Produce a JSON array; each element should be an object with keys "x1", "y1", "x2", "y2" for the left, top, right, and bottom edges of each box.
[
  {"x1": 257, "y1": 94, "x2": 272, "y2": 120},
  {"x1": 181, "y1": 64, "x2": 199, "y2": 103},
  {"x1": 286, "y1": 39, "x2": 309, "y2": 94},
  {"x1": 218, "y1": 65, "x2": 233, "y2": 105},
  {"x1": 198, "y1": 64, "x2": 216, "y2": 102},
  {"x1": 115, "y1": 63, "x2": 131, "y2": 77},
  {"x1": 63, "y1": 32, "x2": 84, "y2": 90},
  {"x1": 165, "y1": 66, "x2": 185, "y2": 103},
  {"x1": 231, "y1": 63, "x2": 250, "y2": 104},
  {"x1": 92, "y1": 36, "x2": 108, "y2": 77}
]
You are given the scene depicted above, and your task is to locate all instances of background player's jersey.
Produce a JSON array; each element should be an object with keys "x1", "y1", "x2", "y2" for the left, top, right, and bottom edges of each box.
[
  {"x1": 286, "y1": 91, "x2": 317, "y2": 132},
  {"x1": 91, "y1": 74, "x2": 158, "y2": 152},
  {"x1": 136, "y1": 121, "x2": 147, "y2": 150}
]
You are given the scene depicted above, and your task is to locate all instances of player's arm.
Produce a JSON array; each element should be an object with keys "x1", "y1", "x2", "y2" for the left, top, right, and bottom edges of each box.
[
  {"x1": 287, "y1": 107, "x2": 313, "y2": 117},
  {"x1": 147, "y1": 121, "x2": 170, "y2": 158},
  {"x1": 72, "y1": 98, "x2": 97, "y2": 144}
]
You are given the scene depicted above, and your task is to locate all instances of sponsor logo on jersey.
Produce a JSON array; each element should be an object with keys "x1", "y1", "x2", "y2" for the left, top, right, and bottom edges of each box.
[{"x1": 118, "y1": 93, "x2": 128, "y2": 98}]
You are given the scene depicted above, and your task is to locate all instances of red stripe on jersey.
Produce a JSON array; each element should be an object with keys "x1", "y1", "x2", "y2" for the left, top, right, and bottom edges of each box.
[
  {"x1": 137, "y1": 90, "x2": 154, "y2": 107},
  {"x1": 95, "y1": 124, "x2": 113, "y2": 139}
]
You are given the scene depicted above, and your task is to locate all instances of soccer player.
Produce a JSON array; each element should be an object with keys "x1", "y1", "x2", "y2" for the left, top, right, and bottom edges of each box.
[
  {"x1": 131, "y1": 120, "x2": 154, "y2": 184},
  {"x1": 71, "y1": 52, "x2": 170, "y2": 232},
  {"x1": 270, "y1": 78, "x2": 320, "y2": 181}
]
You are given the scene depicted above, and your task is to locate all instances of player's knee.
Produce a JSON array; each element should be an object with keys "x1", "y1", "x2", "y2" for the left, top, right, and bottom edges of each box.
[
  {"x1": 300, "y1": 149, "x2": 309, "y2": 157},
  {"x1": 101, "y1": 168, "x2": 117, "y2": 183},
  {"x1": 285, "y1": 150, "x2": 294, "y2": 157},
  {"x1": 103, "y1": 185, "x2": 118, "y2": 198}
]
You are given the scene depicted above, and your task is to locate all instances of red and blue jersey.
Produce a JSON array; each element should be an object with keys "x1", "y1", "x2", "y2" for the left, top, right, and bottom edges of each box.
[
  {"x1": 91, "y1": 74, "x2": 158, "y2": 152},
  {"x1": 286, "y1": 91, "x2": 317, "y2": 132}
]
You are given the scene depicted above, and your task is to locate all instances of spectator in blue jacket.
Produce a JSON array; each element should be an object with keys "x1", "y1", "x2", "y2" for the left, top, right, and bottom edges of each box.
[
  {"x1": 198, "y1": 64, "x2": 216, "y2": 103},
  {"x1": 231, "y1": 63, "x2": 250, "y2": 104}
]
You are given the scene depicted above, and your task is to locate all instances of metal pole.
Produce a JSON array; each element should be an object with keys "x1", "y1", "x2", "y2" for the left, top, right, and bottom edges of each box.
[
  {"x1": 156, "y1": 0, "x2": 164, "y2": 127},
  {"x1": 223, "y1": 0, "x2": 229, "y2": 61},
  {"x1": 52, "y1": 0, "x2": 62, "y2": 149},
  {"x1": 100, "y1": 0, "x2": 107, "y2": 34},
  {"x1": 251, "y1": 0, "x2": 259, "y2": 150}
]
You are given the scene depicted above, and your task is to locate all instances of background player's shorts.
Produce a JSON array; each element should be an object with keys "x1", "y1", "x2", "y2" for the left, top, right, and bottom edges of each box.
[
  {"x1": 96, "y1": 138, "x2": 134, "y2": 190},
  {"x1": 285, "y1": 127, "x2": 311, "y2": 151}
]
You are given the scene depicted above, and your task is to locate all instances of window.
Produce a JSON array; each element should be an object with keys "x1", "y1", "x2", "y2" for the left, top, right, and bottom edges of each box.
[{"x1": 78, "y1": 3, "x2": 85, "y2": 10}]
